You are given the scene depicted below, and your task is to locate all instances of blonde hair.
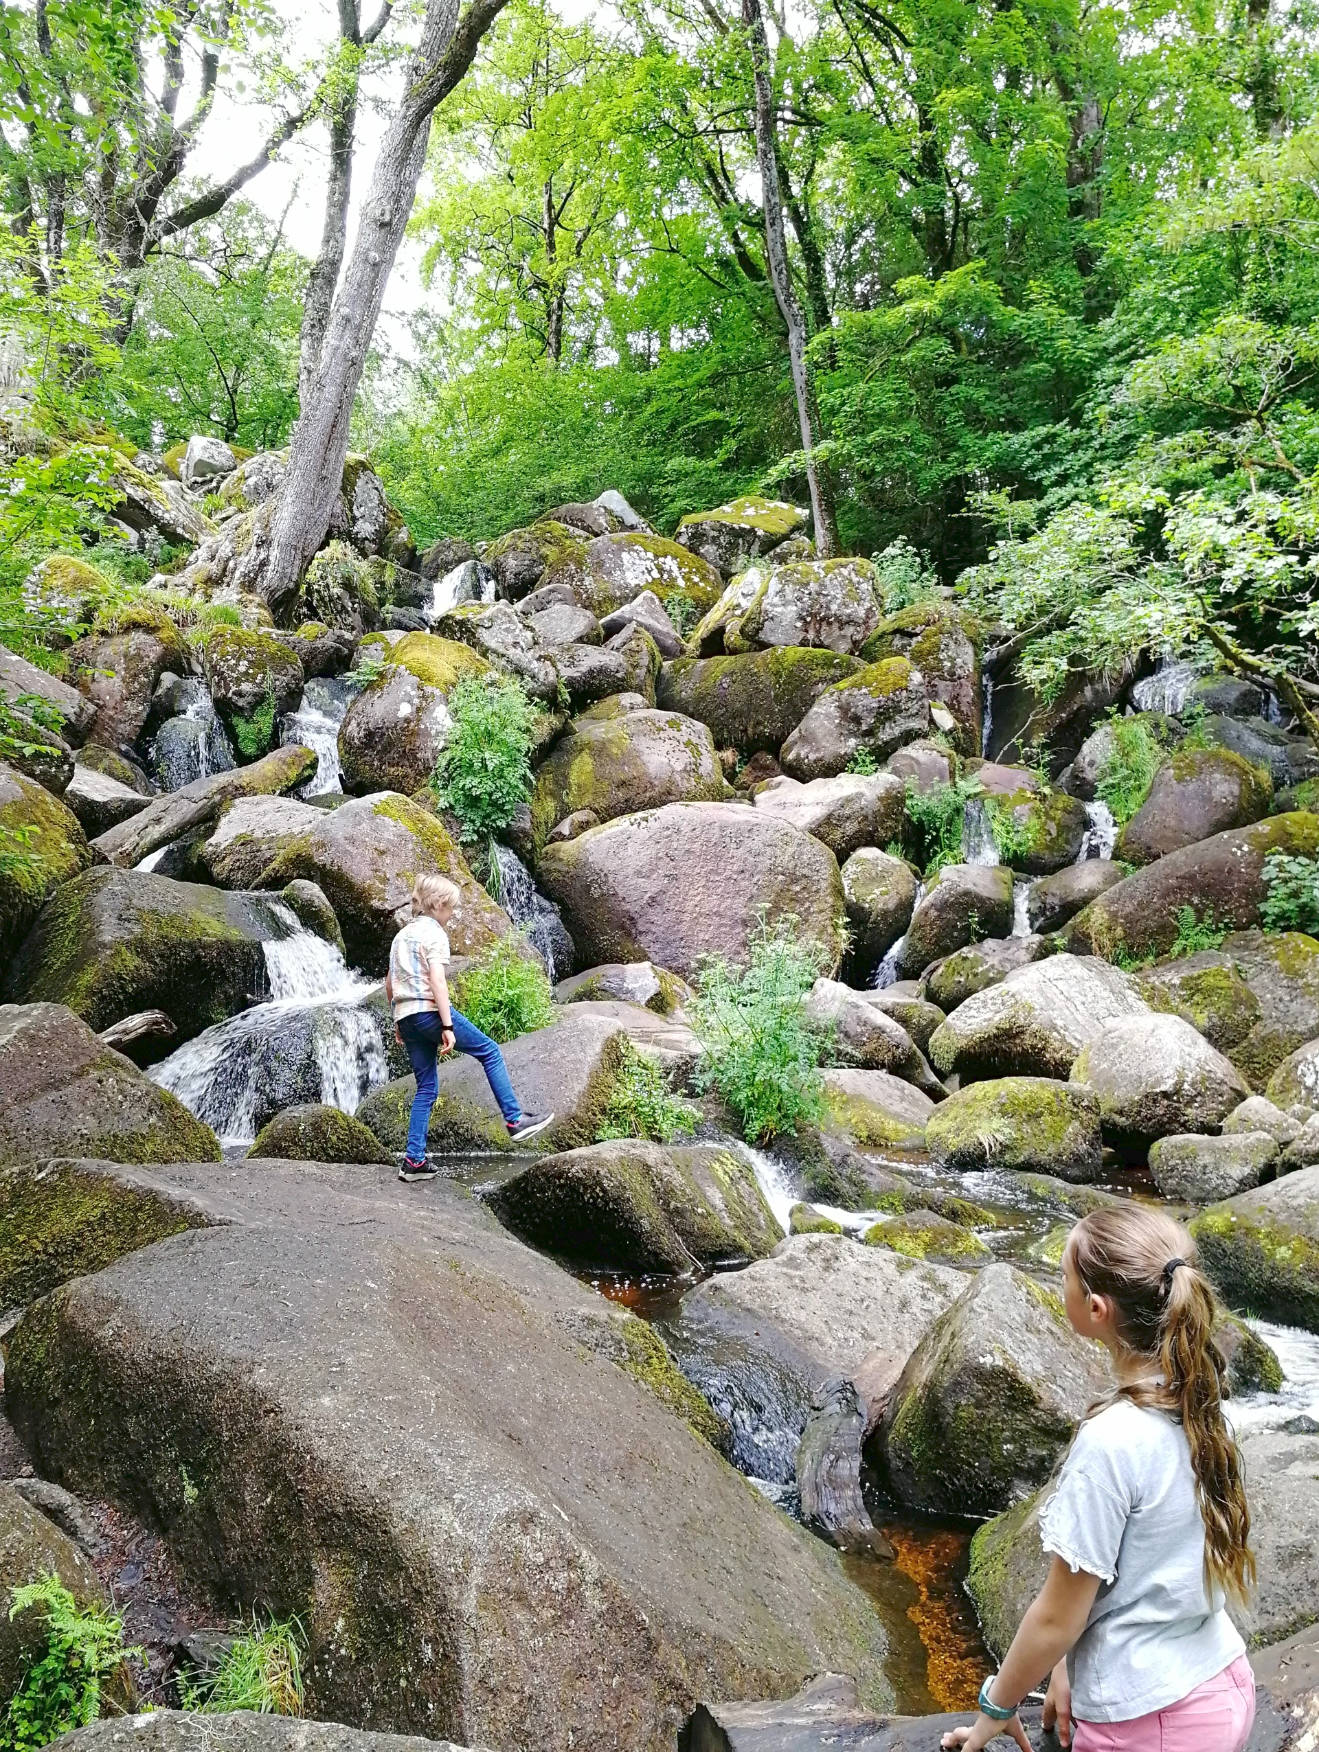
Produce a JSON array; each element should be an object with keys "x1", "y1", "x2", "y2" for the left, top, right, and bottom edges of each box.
[
  {"x1": 412, "y1": 874, "x2": 460, "y2": 919},
  {"x1": 1067, "y1": 1205, "x2": 1254, "y2": 1605}
]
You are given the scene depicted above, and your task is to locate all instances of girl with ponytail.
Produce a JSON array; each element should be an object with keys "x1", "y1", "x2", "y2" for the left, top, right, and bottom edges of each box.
[{"x1": 942, "y1": 1205, "x2": 1256, "y2": 1752}]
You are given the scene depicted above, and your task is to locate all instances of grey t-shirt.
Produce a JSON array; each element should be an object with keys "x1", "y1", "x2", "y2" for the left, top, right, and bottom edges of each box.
[{"x1": 1039, "y1": 1398, "x2": 1245, "y2": 1723}]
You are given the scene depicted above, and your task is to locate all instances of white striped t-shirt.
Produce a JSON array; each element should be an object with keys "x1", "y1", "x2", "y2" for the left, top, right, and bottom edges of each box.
[{"x1": 389, "y1": 916, "x2": 450, "y2": 1020}]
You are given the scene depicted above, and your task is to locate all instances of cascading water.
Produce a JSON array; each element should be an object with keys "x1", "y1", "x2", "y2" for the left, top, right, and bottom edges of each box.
[
  {"x1": 280, "y1": 676, "x2": 354, "y2": 796},
  {"x1": 426, "y1": 559, "x2": 496, "y2": 625},
  {"x1": 150, "y1": 678, "x2": 235, "y2": 791},
  {"x1": 1011, "y1": 880, "x2": 1033, "y2": 937},
  {"x1": 735, "y1": 1142, "x2": 800, "y2": 1236},
  {"x1": 980, "y1": 671, "x2": 994, "y2": 757},
  {"x1": 960, "y1": 797, "x2": 1001, "y2": 866},
  {"x1": 1076, "y1": 798, "x2": 1118, "y2": 861},
  {"x1": 1131, "y1": 657, "x2": 1201, "y2": 716},
  {"x1": 873, "y1": 881, "x2": 924, "y2": 989},
  {"x1": 490, "y1": 844, "x2": 575, "y2": 983},
  {"x1": 151, "y1": 902, "x2": 387, "y2": 1146}
]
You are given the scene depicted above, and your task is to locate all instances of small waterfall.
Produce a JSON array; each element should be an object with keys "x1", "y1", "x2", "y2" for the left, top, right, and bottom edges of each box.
[
  {"x1": 490, "y1": 844, "x2": 575, "y2": 983},
  {"x1": 1264, "y1": 691, "x2": 1288, "y2": 728},
  {"x1": 873, "y1": 881, "x2": 924, "y2": 989},
  {"x1": 150, "y1": 680, "x2": 235, "y2": 792},
  {"x1": 1012, "y1": 879, "x2": 1033, "y2": 937},
  {"x1": 260, "y1": 903, "x2": 356, "y2": 998},
  {"x1": 735, "y1": 1142, "x2": 799, "y2": 1236},
  {"x1": 1131, "y1": 657, "x2": 1201, "y2": 716},
  {"x1": 280, "y1": 676, "x2": 353, "y2": 796},
  {"x1": 980, "y1": 671, "x2": 994, "y2": 757},
  {"x1": 426, "y1": 559, "x2": 496, "y2": 624},
  {"x1": 1076, "y1": 799, "x2": 1117, "y2": 861},
  {"x1": 961, "y1": 797, "x2": 1001, "y2": 866},
  {"x1": 1230, "y1": 1318, "x2": 1319, "y2": 1434}
]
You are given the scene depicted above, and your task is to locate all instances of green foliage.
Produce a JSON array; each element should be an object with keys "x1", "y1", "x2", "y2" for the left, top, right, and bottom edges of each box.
[
  {"x1": 596, "y1": 1041, "x2": 698, "y2": 1143},
  {"x1": 179, "y1": 1616, "x2": 305, "y2": 1717},
  {"x1": 3, "y1": 1576, "x2": 138, "y2": 1752},
  {"x1": 450, "y1": 933, "x2": 553, "y2": 1042},
  {"x1": 0, "y1": 824, "x2": 45, "y2": 891},
  {"x1": 0, "y1": 695, "x2": 67, "y2": 769},
  {"x1": 903, "y1": 776, "x2": 982, "y2": 876},
  {"x1": 1261, "y1": 853, "x2": 1319, "y2": 936},
  {"x1": 1168, "y1": 905, "x2": 1229, "y2": 958},
  {"x1": 987, "y1": 800, "x2": 1038, "y2": 864},
  {"x1": 845, "y1": 747, "x2": 879, "y2": 775},
  {"x1": 1096, "y1": 720, "x2": 1165, "y2": 826},
  {"x1": 690, "y1": 916, "x2": 830, "y2": 1143},
  {"x1": 871, "y1": 539, "x2": 939, "y2": 613},
  {"x1": 230, "y1": 686, "x2": 277, "y2": 761},
  {"x1": 664, "y1": 593, "x2": 702, "y2": 638},
  {"x1": 431, "y1": 674, "x2": 542, "y2": 843}
]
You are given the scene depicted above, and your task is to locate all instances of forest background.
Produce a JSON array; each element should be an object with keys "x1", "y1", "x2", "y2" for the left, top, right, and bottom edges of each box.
[{"x1": 1, "y1": 0, "x2": 1317, "y2": 705}]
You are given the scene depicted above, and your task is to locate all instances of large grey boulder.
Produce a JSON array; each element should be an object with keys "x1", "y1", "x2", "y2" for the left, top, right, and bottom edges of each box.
[
  {"x1": 4, "y1": 1156, "x2": 894, "y2": 1747},
  {"x1": 805, "y1": 980, "x2": 943, "y2": 1096},
  {"x1": 658, "y1": 649, "x2": 862, "y2": 755},
  {"x1": 529, "y1": 708, "x2": 730, "y2": 850},
  {"x1": 1190, "y1": 1166, "x2": 1319, "y2": 1330},
  {"x1": 1147, "y1": 1131, "x2": 1279, "y2": 1202},
  {"x1": 1222, "y1": 1095, "x2": 1302, "y2": 1147},
  {"x1": 897, "y1": 863, "x2": 1014, "y2": 979},
  {"x1": 675, "y1": 495, "x2": 808, "y2": 577},
  {"x1": 0, "y1": 759, "x2": 93, "y2": 962},
  {"x1": 840, "y1": 848, "x2": 918, "y2": 979},
  {"x1": 877, "y1": 1263, "x2": 1110, "y2": 1516},
  {"x1": 69, "y1": 621, "x2": 187, "y2": 750},
  {"x1": 180, "y1": 435, "x2": 237, "y2": 490},
  {"x1": 488, "y1": 1139, "x2": 782, "y2": 1273},
  {"x1": 692, "y1": 558, "x2": 882, "y2": 657},
  {"x1": 922, "y1": 935, "x2": 1051, "y2": 1013},
  {"x1": 0, "y1": 1002, "x2": 219, "y2": 1168},
  {"x1": 780, "y1": 659, "x2": 929, "y2": 781},
  {"x1": 1267, "y1": 1037, "x2": 1319, "y2": 1108},
  {"x1": 537, "y1": 802, "x2": 846, "y2": 980},
  {"x1": 1117, "y1": 748, "x2": 1272, "y2": 865},
  {"x1": 928, "y1": 954, "x2": 1150, "y2": 1082},
  {"x1": 575, "y1": 531, "x2": 724, "y2": 623},
  {"x1": 1025, "y1": 860, "x2": 1125, "y2": 934},
  {"x1": 821, "y1": 1069, "x2": 935, "y2": 1152},
  {"x1": 0, "y1": 643, "x2": 94, "y2": 742},
  {"x1": 64, "y1": 763, "x2": 151, "y2": 834},
  {"x1": 752, "y1": 772, "x2": 905, "y2": 862},
  {"x1": 1070, "y1": 1013, "x2": 1250, "y2": 1148},
  {"x1": 53, "y1": 1716, "x2": 472, "y2": 1752},
  {"x1": 859, "y1": 604, "x2": 982, "y2": 755},
  {"x1": 924, "y1": 1077, "x2": 1103, "y2": 1181}
]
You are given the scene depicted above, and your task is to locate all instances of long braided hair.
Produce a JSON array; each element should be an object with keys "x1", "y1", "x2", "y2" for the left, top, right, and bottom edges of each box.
[{"x1": 1067, "y1": 1204, "x2": 1254, "y2": 1605}]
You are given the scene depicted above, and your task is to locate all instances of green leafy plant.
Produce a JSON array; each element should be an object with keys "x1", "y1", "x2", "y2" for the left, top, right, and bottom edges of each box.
[
  {"x1": 1096, "y1": 719, "x2": 1164, "y2": 827},
  {"x1": 0, "y1": 824, "x2": 46, "y2": 894},
  {"x1": 1261, "y1": 853, "x2": 1319, "y2": 936},
  {"x1": 690, "y1": 916, "x2": 830, "y2": 1143},
  {"x1": 179, "y1": 1615, "x2": 305, "y2": 1716},
  {"x1": 3, "y1": 1576, "x2": 139, "y2": 1752},
  {"x1": 344, "y1": 648, "x2": 387, "y2": 690},
  {"x1": 432, "y1": 674, "x2": 541, "y2": 843},
  {"x1": 664, "y1": 594, "x2": 701, "y2": 638},
  {"x1": 871, "y1": 537, "x2": 938, "y2": 613},
  {"x1": 845, "y1": 747, "x2": 879, "y2": 775},
  {"x1": 230, "y1": 683, "x2": 277, "y2": 760},
  {"x1": 987, "y1": 799, "x2": 1038, "y2": 864},
  {"x1": 903, "y1": 776, "x2": 983, "y2": 877},
  {"x1": 1167, "y1": 904, "x2": 1229, "y2": 957},
  {"x1": 450, "y1": 933, "x2": 553, "y2": 1042},
  {"x1": 596, "y1": 1041, "x2": 698, "y2": 1143}
]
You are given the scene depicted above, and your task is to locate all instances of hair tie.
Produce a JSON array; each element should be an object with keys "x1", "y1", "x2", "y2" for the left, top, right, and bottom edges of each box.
[{"x1": 1161, "y1": 1257, "x2": 1188, "y2": 1293}]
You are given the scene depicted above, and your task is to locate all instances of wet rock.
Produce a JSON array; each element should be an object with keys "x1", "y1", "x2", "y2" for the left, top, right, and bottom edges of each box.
[
  {"x1": 280, "y1": 879, "x2": 344, "y2": 953},
  {"x1": 1070, "y1": 1013, "x2": 1250, "y2": 1148},
  {"x1": 1222, "y1": 1095, "x2": 1300, "y2": 1145},
  {"x1": 840, "y1": 848, "x2": 918, "y2": 979},
  {"x1": 752, "y1": 772, "x2": 905, "y2": 861},
  {"x1": 805, "y1": 980, "x2": 943, "y2": 1095},
  {"x1": 1117, "y1": 748, "x2": 1272, "y2": 866},
  {"x1": 64, "y1": 763, "x2": 151, "y2": 834},
  {"x1": 924, "y1": 1077, "x2": 1103, "y2": 1181},
  {"x1": 69, "y1": 619, "x2": 187, "y2": 750},
  {"x1": 922, "y1": 935, "x2": 1051, "y2": 1013},
  {"x1": 860, "y1": 988, "x2": 944, "y2": 1056},
  {"x1": 0, "y1": 1003, "x2": 219, "y2": 1169},
  {"x1": 4, "y1": 867, "x2": 275, "y2": 1045},
  {"x1": 488, "y1": 1139, "x2": 782, "y2": 1272},
  {"x1": 199, "y1": 791, "x2": 511, "y2": 969},
  {"x1": 862, "y1": 1209, "x2": 989, "y2": 1265},
  {"x1": 0, "y1": 760, "x2": 93, "y2": 961},
  {"x1": 54, "y1": 1714, "x2": 474, "y2": 1752},
  {"x1": 675, "y1": 495, "x2": 808, "y2": 577},
  {"x1": 1147, "y1": 1131, "x2": 1278, "y2": 1202},
  {"x1": 419, "y1": 536, "x2": 477, "y2": 581},
  {"x1": 658, "y1": 648, "x2": 863, "y2": 756},
  {"x1": 486, "y1": 518, "x2": 589, "y2": 601},
  {"x1": 821, "y1": 1068, "x2": 934, "y2": 1151},
  {"x1": 789, "y1": 1203, "x2": 844, "y2": 1235},
  {"x1": 0, "y1": 644, "x2": 95, "y2": 744},
  {"x1": 191, "y1": 625, "x2": 305, "y2": 759},
  {"x1": 4, "y1": 1156, "x2": 894, "y2": 1742},
  {"x1": 248, "y1": 1105, "x2": 390, "y2": 1165},
  {"x1": 795, "y1": 1378, "x2": 893, "y2": 1557},
  {"x1": 897, "y1": 863, "x2": 1014, "y2": 979},
  {"x1": 780, "y1": 657, "x2": 929, "y2": 781},
  {"x1": 860, "y1": 604, "x2": 982, "y2": 755},
  {"x1": 538, "y1": 801, "x2": 846, "y2": 980},
  {"x1": 338, "y1": 635, "x2": 489, "y2": 794},
  {"x1": 1201, "y1": 714, "x2": 1319, "y2": 788},
  {"x1": 1063, "y1": 815, "x2": 1319, "y2": 962},
  {"x1": 692, "y1": 558, "x2": 882, "y2": 657},
  {"x1": 529, "y1": 707, "x2": 729, "y2": 851},
  {"x1": 578, "y1": 531, "x2": 724, "y2": 622},
  {"x1": 976, "y1": 782, "x2": 1089, "y2": 875},
  {"x1": 928, "y1": 954, "x2": 1151, "y2": 1082},
  {"x1": 878, "y1": 1262, "x2": 1109, "y2": 1516},
  {"x1": 1025, "y1": 860, "x2": 1125, "y2": 933},
  {"x1": 599, "y1": 590, "x2": 683, "y2": 657},
  {"x1": 1191, "y1": 675, "x2": 1266, "y2": 719},
  {"x1": 555, "y1": 961, "x2": 690, "y2": 1014},
  {"x1": 1190, "y1": 1166, "x2": 1319, "y2": 1330}
]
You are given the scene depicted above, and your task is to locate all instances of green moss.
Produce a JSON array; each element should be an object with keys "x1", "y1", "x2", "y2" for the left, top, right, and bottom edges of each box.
[
  {"x1": 294, "y1": 621, "x2": 331, "y2": 640},
  {"x1": 161, "y1": 441, "x2": 187, "y2": 477},
  {"x1": 789, "y1": 1202, "x2": 845, "y2": 1235},
  {"x1": 34, "y1": 553, "x2": 115, "y2": 601},
  {"x1": 824, "y1": 1084, "x2": 928, "y2": 1150},
  {"x1": 1275, "y1": 778, "x2": 1319, "y2": 815},
  {"x1": 1137, "y1": 963, "x2": 1258, "y2": 1049},
  {"x1": 1027, "y1": 1224, "x2": 1071, "y2": 1268},
  {"x1": 849, "y1": 656, "x2": 916, "y2": 700},
  {"x1": 1190, "y1": 1206, "x2": 1319, "y2": 1330},
  {"x1": 965, "y1": 1496, "x2": 1036, "y2": 1656},
  {"x1": 862, "y1": 1212, "x2": 988, "y2": 1260},
  {"x1": 387, "y1": 632, "x2": 489, "y2": 692},
  {"x1": 614, "y1": 1317, "x2": 731, "y2": 1450},
  {"x1": 678, "y1": 495, "x2": 805, "y2": 538}
]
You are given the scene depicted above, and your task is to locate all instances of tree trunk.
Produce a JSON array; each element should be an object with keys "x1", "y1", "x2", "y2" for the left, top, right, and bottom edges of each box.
[
  {"x1": 741, "y1": 0, "x2": 838, "y2": 557},
  {"x1": 262, "y1": 0, "x2": 510, "y2": 612},
  {"x1": 299, "y1": 80, "x2": 359, "y2": 404}
]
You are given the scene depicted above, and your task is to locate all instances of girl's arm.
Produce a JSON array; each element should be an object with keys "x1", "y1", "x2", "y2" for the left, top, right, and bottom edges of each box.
[
  {"x1": 428, "y1": 960, "x2": 456, "y2": 1053},
  {"x1": 941, "y1": 1558, "x2": 1101, "y2": 1752}
]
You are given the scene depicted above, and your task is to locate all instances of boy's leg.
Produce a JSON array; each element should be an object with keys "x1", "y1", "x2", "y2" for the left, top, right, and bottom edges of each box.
[
  {"x1": 449, "y1": 1009, "x2": 523, "y2": 1125},
  {"x1": 399, "y1": 1013, "x2": 442, "y2": 1160}
]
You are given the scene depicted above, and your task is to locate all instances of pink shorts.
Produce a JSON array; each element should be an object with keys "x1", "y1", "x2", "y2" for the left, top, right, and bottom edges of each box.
[{"x1": 1074, "y1": 1656, "x2": 1256, "y2": 1752}]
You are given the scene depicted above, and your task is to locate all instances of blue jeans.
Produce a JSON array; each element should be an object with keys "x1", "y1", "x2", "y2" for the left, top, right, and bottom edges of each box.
[{"x1": 397, "y1": 1008, "x2": 522, "y2": 1160}]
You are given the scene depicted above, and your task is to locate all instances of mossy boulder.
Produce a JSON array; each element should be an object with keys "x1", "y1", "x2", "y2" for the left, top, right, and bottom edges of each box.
[
  {"x1": 752, "y1": 771, "x2": 905, "y2": 862},
  {"x1": 1025, "y1": 861, "x2": 1125, "y2": 934},
  {"x1": 68, "y1": 622, "x2": 186, "y2": 751},
  {"x1": 1069, "y1": 1013, "x2": 1250, "y2": 1149},
  {"x1": 676, "y1": 495, "x2": 808, "y2": 577},
  {"x1": 529, "y1": 707, "x2": 730, "y2": 851},
  {"x1": 789, "y1": 1203, "x2": 845, "y2": 1235},
  {"x1": 862, "y1": 1209, "x2": 989, "y2": 1265},
  {"x1": 435, "y1": 599, "x2": 559, "y2": 700},
  {"x1": 821, "y1": 1068, "x2": 935, "y2": 1151},
  {"x1": 25, "y1": 552, "x2": 117, "y2": 627},
  {"x1": 0, "y1": 1002, "x2": 220, "y2": 1166},
  {"x1": 1116, "y1": 747, "x2": 1272, "y2": 865},
  {"x1": 897, "y1": 863, "x2": 1014, "y2": 980},
  {"x1": 1199, "y1": 713, "x2": 1319, "y2": 789},
  {"x1": 805, "y1": 980, "x2": 944, "y2": 1095},
  {"x1": 657, "y1": 648, "x2": 863, "y2": 755},
  {"x1": 780, "y1": 657, "x2": 929, "y2": 781},
  {"x1": 3, "y1": 866, "x2": 274, "y2": 1046},
  {"x1": 922, "y1": 936, "x2": 1051, "y2": 1013},
  {"x1": 338, "y1": 637, "x2": 489, "y2": 795},
  {"x1": 0, "y1": 758, "x2": 93, "y2": 962},
  {"x1": 984, "y1": 786, "x2": 1089, "y2": 874},
  {"x1": 488, "y1": 1139, "x2": 783, "y2": 1273},
  {"x1": 876, "y1": 1262, "x2": 1110, "y2": 1516},
  {"x1": 1147, "y1": 1130, "x2": 1279, "y2": 1203},
  {"x1": 864, "y1": 989, "x2": 945, "y2": 1056},
  {"x1": 200, "y1": 791, "x2": 510, "y2": 970},
  {"x1": 0, "y1": 642, "x2": 96, "y2": 743},
  {"x1": 486, "y1": 518, "x2": 590, "y2": 601},
  {"x1": 191, "y1": 624, "x2": 305, "y2": 760},
  {"x1": 1222, "y1": 1094, "x2": 1301, "y2": 1146},
  {"x1": 1063, "y1": 814, "x2": 1319, "y2": 962},
  {"x1": 538, "y1": 801, "x2": 847, "y2": 979},
  {"x1": 860, "y1": 603, "x2": 982, "y2": 754},
  {"x1": 555, "y1": 961, "x2": 690, "y2": 1014},
  {"x1": 579, "y1": 531, "x2": 724, "y2": 622},
  {"x1": 924, "y1": 1077, "x2": 1103, "y2": 1182},
  {"x1": 248, "y1": 1105, "x2": 390, "y2": 1164},
  {"x1": 840, "y1": 847, "x2": 919, "y2": 980},
  {"x1": 691, "y1": 558, "x2": 882, "y2": 658},
  {"x1": 301, "y1": 541, "x2": 382, "y2": 633},
  {"x1": 1190, "y1": 1165, "x2": 1319, "y2": 1329},
  {"x1": 1274, "y1": 777, "x2": 1319, "y2": 814}
]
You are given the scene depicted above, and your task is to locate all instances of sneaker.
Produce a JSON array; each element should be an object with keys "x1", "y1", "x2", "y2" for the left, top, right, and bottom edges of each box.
[
  {"x1": 507, "y1": 1112, "x2": 554, "y2": 1143},
  {"x1": 397, "y1": 1156, "x2": 439, "y2": 1182}
]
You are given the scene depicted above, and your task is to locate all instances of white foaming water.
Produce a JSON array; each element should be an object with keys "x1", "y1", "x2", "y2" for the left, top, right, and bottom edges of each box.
[
  {"x1": 872, "y1": 881, "x2": 924, "y2": 989},
  {"x1": 1230, "y1": 1319, "x2": 1319, "y2": 1433},
  {"x1": 135, "y1": 845, "x2": 169, "y2": 873},
  {"x1": 1076, "y1": 798, "x2": 1118, "y2": 861},
  {"x1": 736, "y1": 1143, "x2": 799, "y2": 1235},
  {"x1": 426, "y1": 559, "x2": 495, "y2": 623},
  {"x1": 281, "y1": 677, "x2": 352, "y2": 796},
  {"x1": 490, "y1": 843, "x2": 573, "y2": 984},
  {"x1": 961, "y1": 796, "x2": 1001, "y2": 866},
  {"x1": 1131, "y1": 658, "x2": 1201, "y2": 716},
  {"x1": 262, "y1": 912, "x2": 355, "y2": 1001},
  {"x1": 981, "y1": 670, "x2": 995, "y2": 757},
  {"x1": 1012, "y1": 879, "x2": 1034, "y2": 937}
]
